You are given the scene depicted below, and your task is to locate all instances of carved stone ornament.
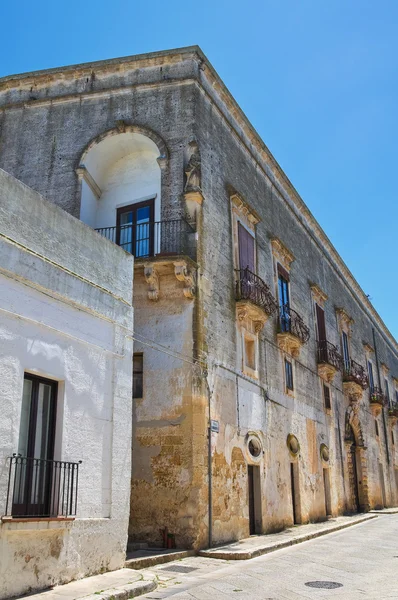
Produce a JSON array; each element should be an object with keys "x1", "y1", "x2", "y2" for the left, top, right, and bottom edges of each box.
[
  {"x1": 381, "y1": 362, "x2": 389, "y2": 376},
  {"x1": 271, "y1": 238, "x2": 294, "y2": 271},
  {"x1": 277, "y1": 332, "x2": 302, "y2": 358},
  {"x1": 336, "y1": 308, "x2": 354, "y2": 335},
  {"x1": 144, "y1": 264, "x2": 159, "y2": 301},
  {"x1": 363, "y1": 342, "x2": 374, "y2": 355},
  {"x1": 343, "y1": 381, "x2": 363, "y2": 403},
  {"x1": 318, "y1": 363, "x2": 338, "y2": 384},
  {"x1": 184, "y1": 141, "x2": 201, "y2": 193},
  {"x1": 287, "y1": 434, "x2": 300, "y2": 457},
  {"x1": 236, "y1": 301, "x2": 268, "y2": 333},
  {"x1": 320, "y1": 443, "x2": 330, "y2": 463},
  {"x1": 230, "y1": 192, "x2": 260, "y2": 232},
  {"x1": 174, "y1": 261, "x2": 195, "y2": 299},
  {"x1": 310, "y1": 283, "x2": 328, "y2": 307}
]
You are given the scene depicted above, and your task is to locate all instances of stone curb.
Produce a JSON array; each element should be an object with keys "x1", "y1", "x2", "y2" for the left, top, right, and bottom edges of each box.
[
  {"x1": 199, "y1": 515, "x2": 378, "y2": 560},
  {"x1": 125, "y1": 549, "x2": 195, "y2": 570},
  {"x1": 81, "y1": 578, "x2": 156, "y2": 600}
]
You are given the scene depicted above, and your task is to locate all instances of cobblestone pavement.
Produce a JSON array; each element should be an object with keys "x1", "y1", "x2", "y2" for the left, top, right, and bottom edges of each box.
[{"x1": 141, "y1": 515, "x2": 398, "y2": 599}]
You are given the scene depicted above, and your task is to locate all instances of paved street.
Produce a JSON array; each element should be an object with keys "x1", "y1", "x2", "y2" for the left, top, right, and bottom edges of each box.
[{"x1": 141, "y1": 515, "x2": 398, "y2": 600}]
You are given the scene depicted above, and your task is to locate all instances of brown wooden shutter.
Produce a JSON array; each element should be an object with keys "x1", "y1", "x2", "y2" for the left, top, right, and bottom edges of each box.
[
  {"x1": 316, "y1": 304, "x2": 326, "y2": 342},
  {"x1": 238, "y1": 223, "x2": 255, "y2": 272},
  {"x1": 277, "y1": 262, "x2": 290, "y2": 282}
]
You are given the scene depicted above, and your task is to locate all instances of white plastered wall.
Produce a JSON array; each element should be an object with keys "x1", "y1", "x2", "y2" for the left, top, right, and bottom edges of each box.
[{"x1": 0, "y1": 169, "x2": 134, "y2": 599}]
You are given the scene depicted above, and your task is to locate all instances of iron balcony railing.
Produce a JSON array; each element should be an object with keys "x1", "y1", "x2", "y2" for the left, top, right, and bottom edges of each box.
[
  {"x1": 279, "y1": 303, "x2": 310, "y2": 345},
  {"x1": 317, "y1": 340, "x2": 343, "y2": 372},
  {"x1": 343, "y1": 359, "x2": 369, "y2": 389},
  {"x1": 388, "y1": 399, "x2": 398, "y2": 417},
  {"x1": 95, "y1": 219, "x2": 196, "y2": 260},
  {"x1": 5, "y1": 455, "x2": 81, "y2": 518},
  {"x1": 235, "y1": 268, "x2": 278, "y2": 317},
  {"x1": 369, "y1": 386, "x2": 387, "y2": 407}
]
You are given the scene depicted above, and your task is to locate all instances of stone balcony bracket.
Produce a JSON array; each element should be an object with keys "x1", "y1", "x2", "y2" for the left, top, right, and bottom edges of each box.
[
  {"x1": 370, "y1": 402, "x2": 383, "y2": 417},
  {"x1": 184, "y1": 190, "x2": 203, "y2": 225},
  {"x1": 277, "y1": 332, "x2": 302, "y2": 358},
  {"x1": 318, "y1": 363, "x2": 338, "y2": 384},
  {"x1": 174, "y1": 260, "x2": 196, "y2": 299},
  {"x1": 236, "y1": 301, "x2": 268, "y2": 333},
  {"x1": 143, "y1": 264, "x2": 160, "y2": 301},
  {"x1": 343, "y1": 381, "x2": 364, "y2": 404}
]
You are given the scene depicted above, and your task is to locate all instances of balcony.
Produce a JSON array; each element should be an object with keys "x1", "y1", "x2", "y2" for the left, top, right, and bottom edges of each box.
[
  {"x1": 4, "y1": 455, "x2": 80, "y2": 519},
  {"x1": 343, "y1": 359, "x2": 369, "y2": 402},
  {"x1": 317, "y1": 340, "x2": 343, "y2": 383},
  {"x1": 235, "y1": 267, "x2": 278, "y2": 323},
  {"x1": 369, "y1": 386, "x2": 387, "y2": 416},
  {"x1": 95, "y1": 218, "x2": 196, "y2": 261},
  {"x1": 277, "y1": 304, "x2": 310, "y2": 358},
  {"x1": 388, "y1": 400, "x2": 398, "y2": 422},
  {"x1": 96, "y1": 219, "x2": 197, "y2": 301}
]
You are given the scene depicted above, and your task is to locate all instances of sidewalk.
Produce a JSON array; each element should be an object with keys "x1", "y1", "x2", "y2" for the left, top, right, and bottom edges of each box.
[
  {"x1": 21, "y1": 569, "x2": 157, "y2": 600},
  {"x1": 199, "y1": 513, "x2": 377, "y2": 560}
]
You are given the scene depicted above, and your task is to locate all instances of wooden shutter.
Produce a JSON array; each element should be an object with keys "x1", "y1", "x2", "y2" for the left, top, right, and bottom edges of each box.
[
  {"x1": 277, "y1": 263, "x2": 290, "y2": 282},
  {"x1": 238, "y1": 223, "x2": 255, "y2": 272},
  {"x1": 316, "y1": 304, "x2": 326, "y2": 342}
]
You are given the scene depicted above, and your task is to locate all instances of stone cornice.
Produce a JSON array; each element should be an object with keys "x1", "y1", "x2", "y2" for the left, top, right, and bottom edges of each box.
[{"x1": 1, "y1": 46, "x2": 397, "y2": 354}]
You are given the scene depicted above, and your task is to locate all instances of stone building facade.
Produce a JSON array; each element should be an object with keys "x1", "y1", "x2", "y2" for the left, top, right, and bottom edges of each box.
[
  {"x1": 0, "y1": 170, "x2": 134, "y2": 597},
  {"x1": 1, "y1": 46, "x2": 397, "y2": 555}
]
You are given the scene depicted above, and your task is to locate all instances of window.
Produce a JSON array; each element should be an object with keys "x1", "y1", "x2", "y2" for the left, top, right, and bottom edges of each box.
[
  {"x1": 392, "y1": 430, "x2": 395, "y2": 446},
  {"x1": 238, "y1": 222, "x2": 255, "y2": 272},
  {"x1": 385, "y1": 379, "x2": 390, "y2": 405},
  {"x1": 244, "y1": 337, "x2": 256, "y2": 371},
  {"x1": 375, "y1": 419, "x2": 379, "y2": 437},
  {"x1": 341, "y1": 331, "x2": 350, "y2": 371},
  {"x1": 13, "y1": 374, "x2": 58, "y2": 516},
  {"x1": 368, "y1": 361, "x2": 375, "y2": 392},
  {"x1": 278, "y1": 266, "x2": 290, "y2": 332},
  {"x1": 323, "y1": 384, "x2": 331, "y2": 411},
  {"x1": 285, "y1": 359, "x2": 294, "y2": 391},
  {"x1": 133, "y1": 354, "x2": 144, "y2": 398},
  {"x1": 117, "y1": 199, "x2": 154, "y2": 257}
]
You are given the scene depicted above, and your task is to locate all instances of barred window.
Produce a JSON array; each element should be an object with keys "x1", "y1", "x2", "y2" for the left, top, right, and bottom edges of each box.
[{"x1": 133, "y1": 353, "x2": 143, "y2": 399}]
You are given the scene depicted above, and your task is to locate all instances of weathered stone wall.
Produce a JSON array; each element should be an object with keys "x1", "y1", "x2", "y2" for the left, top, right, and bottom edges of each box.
[{"x1": 193, "y1": 69, "x2": 398, "y2": 541}]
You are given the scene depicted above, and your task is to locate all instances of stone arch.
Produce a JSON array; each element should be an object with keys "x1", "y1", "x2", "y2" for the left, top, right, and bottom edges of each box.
[
  {"x1": 79, "y1": 124, "x2": 169, "y2": 167},
  {"x1": 344, "y1": 404, "x2": 370, "y2": 512},
  {"x1": 344, "y1": 404, "x2": 365, "y2": 447},
  {"x1": 76, "y1": 127, "x2": 168, "y2": 236}
]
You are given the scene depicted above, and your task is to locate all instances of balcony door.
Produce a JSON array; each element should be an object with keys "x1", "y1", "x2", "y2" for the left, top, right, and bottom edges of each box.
[
  {"x1": 116, "y1": 199, "x2": 154, "y2": 258},
  {"x1": 13, "y1": 375, "x2": 58, "y2": 516},
  {"x1": 316, "y1": 304, "x2": 327, "y2": 361},
  {"x1": 278, "y1": 265, "x2": 290, "y2": 332},
  {"x1": 238, "y1": 223, "x2": 255, "y2": 272}
]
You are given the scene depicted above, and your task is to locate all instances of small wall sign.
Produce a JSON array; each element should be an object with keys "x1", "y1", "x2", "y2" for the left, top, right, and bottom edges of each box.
[{"x1": 210, "y1": 420, "x2": 219, "y2": 433}]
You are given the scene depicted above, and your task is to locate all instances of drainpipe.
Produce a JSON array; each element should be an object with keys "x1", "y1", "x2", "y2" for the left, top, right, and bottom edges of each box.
[
  {"x1": 204, "y1": 370, "x2": 213, "y2": 549},
  {"x1": 372, "y1": 327, "x2": 390, "y2": 465}
]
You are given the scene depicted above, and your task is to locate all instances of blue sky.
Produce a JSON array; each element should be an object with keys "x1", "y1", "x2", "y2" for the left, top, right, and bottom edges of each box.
[{"x1": 2, "y1": 1, "x2": 398, "y2": 339}]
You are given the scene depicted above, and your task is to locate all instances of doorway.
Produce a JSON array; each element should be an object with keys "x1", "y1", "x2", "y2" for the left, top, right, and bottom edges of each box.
[
  {"x1": 379, "y1": 463, "x2": 387, "y2": 508},
  {"x1": 13, "y1": 374, "x2": 58, "y2": 516},
  {"x1": 349, "y1": 439, "x2": 360, "y2": 513},
  {"x1": 248, "y1": 465, "x2": 262, "y2": 535},
  {"x1": 290, "y1": 462, "x2": 301, "y2": 524},
  {"x1": 323, "y1": 468, "x2": 332, "y2": 517}
]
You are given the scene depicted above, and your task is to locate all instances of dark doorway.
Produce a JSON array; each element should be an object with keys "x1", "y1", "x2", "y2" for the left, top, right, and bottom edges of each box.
[
  {"x1": 323, "y1": 468, "x2": 332, "y2": 517},
  {"x1": 248, "y1": 465, "x2": 261, "y2": 535},
  {"x1": 12, "y1": 374, "x2": 58, "y2": 516},
  {"x1": 349, "y1": 440, "x2": 360, "y2": 513},
  {"x1": 290, "y1": 462, "x2": 301, "y2": 524}
]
